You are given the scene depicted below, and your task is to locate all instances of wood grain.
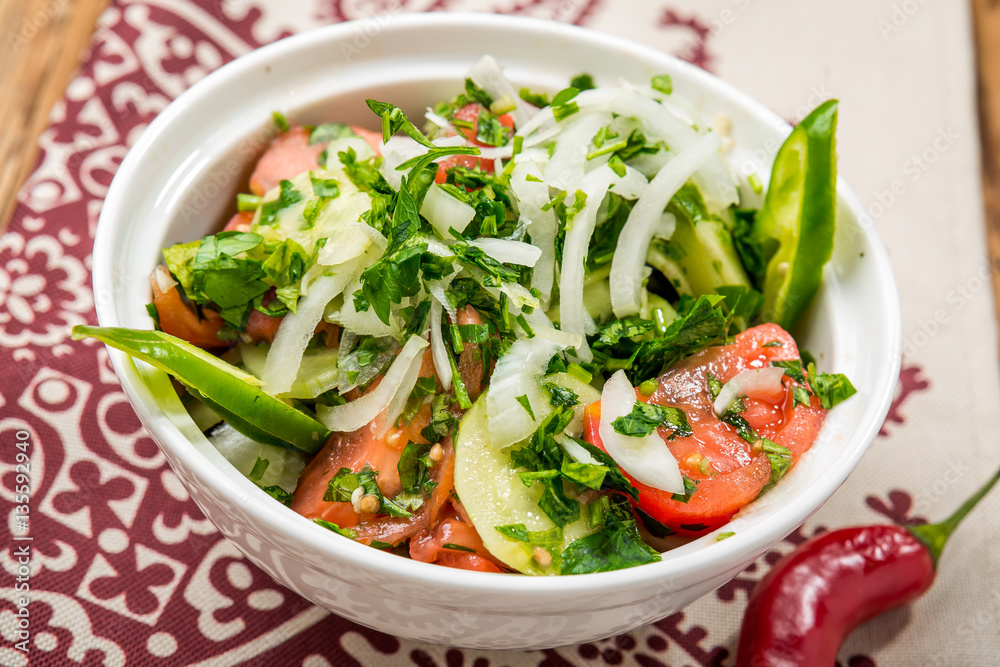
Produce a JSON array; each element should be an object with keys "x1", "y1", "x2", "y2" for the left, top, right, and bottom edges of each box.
[
  {"x1": 0, "y1": 0, "x2": 109, "y2": 232},
  {"x1": 972, "y1": 0, "x2": 1000, "y2": 322}
]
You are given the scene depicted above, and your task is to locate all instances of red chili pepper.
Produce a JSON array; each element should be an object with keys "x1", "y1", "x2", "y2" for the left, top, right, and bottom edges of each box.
[{"x1": 736, "y1": 466, "x2": 1000, "y2": 667}]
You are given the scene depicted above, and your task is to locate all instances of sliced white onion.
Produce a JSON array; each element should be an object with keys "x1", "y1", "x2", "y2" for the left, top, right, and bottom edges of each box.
[
  {"x1": 316, "y1": 221, "x2": 383, "y2": 267},
  {"x1": 153, "y1": 265, "x2": 177, "y2": 293},
  {"x1": 713, "y1": 367, "x2": 787, "y2": 415},
  {"x1": 556, "y1": 434, "x2": 600, "y2": 466},
  {"x1": 332, "y1": 278, "x2": 399, "y2": 337},
  {"x1": 426, "y1": 276, "x2": 458, "y2": 320},
  {"x1": 476, "y1": 145, "x2": 515, "y2": 160},
  {"x1": 522, "y1": 124, "x2": 562, "y2": 149},
  {"x1": 558, "y1": 165, "x2": 617, "y2": 361},
  {"x1": 572, "y1": 88, "x2": 737, "y2": 212},
  {"x1": 468, "y1": 238, "x2": 542, "y2": 267},
  {"x1": 434, "y1": 134, "x2": 467, "y2": 148},
  {"x1": 486, "y1": 336, "x2": 567, "y2": 448},
  {"x1": 610, "y1": 132, "x2": 722, "y2": 318},
  {"x1": 421, "y1": 184, "x2": 476, "y2": 239},
  {"x1": 377, "y1": 135, "x2": 423, "y2": 190},
  {"x1": 261, "y1": 260, "x2": 360, "y2": 395},
  {"x1": 510, "y1": 160, "x2": 557, "y2": 305},
  {"x1": 497, "y1": 279, "x2": 540, "y2": 312},
  {"x1": 523, "y1": 309, "x2": 584, "y2": 349},
  {"x1": 423, "y1": 236, "x2": 454, "y2": 258},
  {"x1": 335, "y1": 331, "x2": 394, "y2": 395},
  {"x1": 467, "y1": 55, "x2": 536, "y2": 127},
  {"x1": 543, "y1": 112, "x2": 611, "y2": 191},
  {"x1": 425, "y1": 108, "x2": 453, "y2": 131},
  {"x1": 598, "y1": 370, "x2": 683, "y2": 493},
  {"x1": 608, "y1": 164, "x2": 650, "y2": 200},
  {"x1": 428, "y1": 298, "x2": 453, "y2": 391},
  {"x1": 317, "y1": 335, "x2": 429, "y2": 437},
  {"x1": 515, "y1": 106, "x2": 554, "y2": 138},
  {"x1": 654, "y1": 212, "x2": 677, "y2": 240}
]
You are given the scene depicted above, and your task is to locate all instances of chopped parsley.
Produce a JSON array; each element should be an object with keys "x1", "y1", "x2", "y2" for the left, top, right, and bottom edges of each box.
[
  {"x1": 611, "y1": 402, "x2": 693, "y2": 439},
  {"x1": 324, "y1": 465, "x2": 413, "y2": 518},
  {"x1": 651, "y1": 74, "x2": 673, "y2": 95},
  {"x1": 670, "y1": 476, "x2": 700, "y2": 503},
  {"x1": 515, "y1": 394, "x2": 536, "y2": 420},
  {"x1": 807, "y1": 363, "x2": 858, "y2": 409},
  {"x1": 544, "y1": 382, "x2": 579, "y2": 408},
  {"x1": 560, "y1": 496, "x2": 660, "y2": 574},
  {"x1": 771, "y1": 359, "x2": 806, "y2": 384},
  {"x1": 314, "y1": 518, "x2": 358, "y2": 540}
]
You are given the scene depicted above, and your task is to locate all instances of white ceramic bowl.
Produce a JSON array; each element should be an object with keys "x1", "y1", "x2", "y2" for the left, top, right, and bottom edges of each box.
[{"x1": 93, "y1": 13, "x2": 900, "y2": 650}]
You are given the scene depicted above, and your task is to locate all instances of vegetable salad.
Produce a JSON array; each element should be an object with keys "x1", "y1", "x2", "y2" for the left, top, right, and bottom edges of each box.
[{"x1": 75, "y1": 56, "x2": 855, "y2": 575}]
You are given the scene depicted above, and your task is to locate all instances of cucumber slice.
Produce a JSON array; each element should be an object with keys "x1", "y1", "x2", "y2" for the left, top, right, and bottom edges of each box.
[
  {"x1": 751, "y1": 100, "x2": 838, "y2": 329},
  {"x1": 454, "y1": 396, "x2": 598, "y2": 575}
]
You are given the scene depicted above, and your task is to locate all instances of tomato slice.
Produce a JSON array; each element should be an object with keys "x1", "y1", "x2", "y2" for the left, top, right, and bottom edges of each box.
[
  {"x1": 291, "y1": 351, "x2": 457, "y2": 547},
  {"x1": 409, "y1": 506, "x2": 504, "y2": 573},
  {"x1": 434, "y1": 103, "x2": 515, "y2": 184},
  {"x1": 249, "y1": 124, "x2": 382, "y2": 196},
  {"x1": 149, "y1": 270, "x2": 226, "y2": 349},
  {"x1": 583, "y1": 323, "x2": 826, "y2": 537}
]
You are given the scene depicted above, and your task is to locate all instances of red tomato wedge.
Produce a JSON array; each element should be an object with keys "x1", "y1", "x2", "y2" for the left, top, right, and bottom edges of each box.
[
  {"x1": 149, "y1": 270, "x2": 226, "y2": 349},
  {"x1": 409, "y1": 506, "x2": 504, "y2": 573},
  {"x1": 249, "y1": 125, "x2": 382, "y2": 196},
  {"x1": 434, "y1": 103, "x2": 515, "y2": 184},
  {"x1": 222, "y1": 210, "x2": 254, "y2": 233},
  {"x1": 583, "y1": 323, "x2": 826, "y2": 537},
  {"x1": 291, "y1": 350, "x2": 457, "y2": 547}
]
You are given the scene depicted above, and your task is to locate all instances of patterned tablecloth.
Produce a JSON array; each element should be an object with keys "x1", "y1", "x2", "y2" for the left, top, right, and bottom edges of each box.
[{"x1": 3, "y1": 1, "x2": 999, "y2": 665}]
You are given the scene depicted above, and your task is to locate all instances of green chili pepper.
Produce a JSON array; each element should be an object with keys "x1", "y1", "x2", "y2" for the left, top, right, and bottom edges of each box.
[
  {"x1": 751, "y1": 100, "x2": 838, "y2": 330},
  {"x1": 71, "y1": 325, "x2": 330, "y2": 453}
]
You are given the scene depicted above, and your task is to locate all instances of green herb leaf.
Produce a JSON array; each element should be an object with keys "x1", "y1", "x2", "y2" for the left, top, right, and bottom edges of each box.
[
  {"x1": 325, "y1": 464, "x2": 413, "y2": 518},
  {"x1": 771, "y1": 359, "x2": 806, "y2": 384},
  {"x1": 259, "y1": 485, "x2": 293, "y2": 506},
  {"x1": 806, "y1": 363, "x2": 857, "y2": 409},
  {"x1": 249, "y1": 457, "x2": 269, "y2": 482},
  {"x1": 759, "y1": 438, "x2": 793, "y2": 491},
  {"x1": 272, "y1": 111, "x2": 290, "y2": 132},
  {"x1": 596, "y1": 316, "x2": 654, "y2": 346},
  {"x1": 495, "y1": 523, "x2": 563, "y2": 547},
  {"x1": 366, "y1": 99, "x2": 436, "y2": 148},
  {"x1": 309, "y1": 122, "x2": 356, "y2": 145},
  {"x1": 259, "y1": 180, "x2": 303, "y2": 227},
  {"x1": 515, "y1": 394, "x2": 536, "y2": 421},
  {"x1": 670, "y1": 475, "x2": 700, "y2": 503},
  {"x1": 651, "y1": 74, "x2": 673, "y2": 95},
  {"x1": 314, "y1": 518, "x2": 358, "y2": 539},
  {"x1": 544, "y1": 382, "x2": 579, "y2": 408},
  {"x1": 792, "y1": 386, "x2": 812, "y2": 407},
  {"x1": 612, "y1": 402, "x2": 692, "y2": 439},
  {"x1": 560, "y1": 496, "x2": 660, "y2": 574},
  {"x1": 569, "y1": 73, "x2": 595, "y2": 91}
]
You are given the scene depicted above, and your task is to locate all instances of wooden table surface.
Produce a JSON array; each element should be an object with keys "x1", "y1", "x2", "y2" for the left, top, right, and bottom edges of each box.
[{"x1": 1, "y1": 0, "x2": 998, "y2": 316}]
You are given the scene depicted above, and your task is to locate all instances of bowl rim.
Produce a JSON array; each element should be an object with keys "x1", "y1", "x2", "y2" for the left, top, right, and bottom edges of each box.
[{"x1": 94, "y1": 11, "x2": 902, "y2": 598}]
